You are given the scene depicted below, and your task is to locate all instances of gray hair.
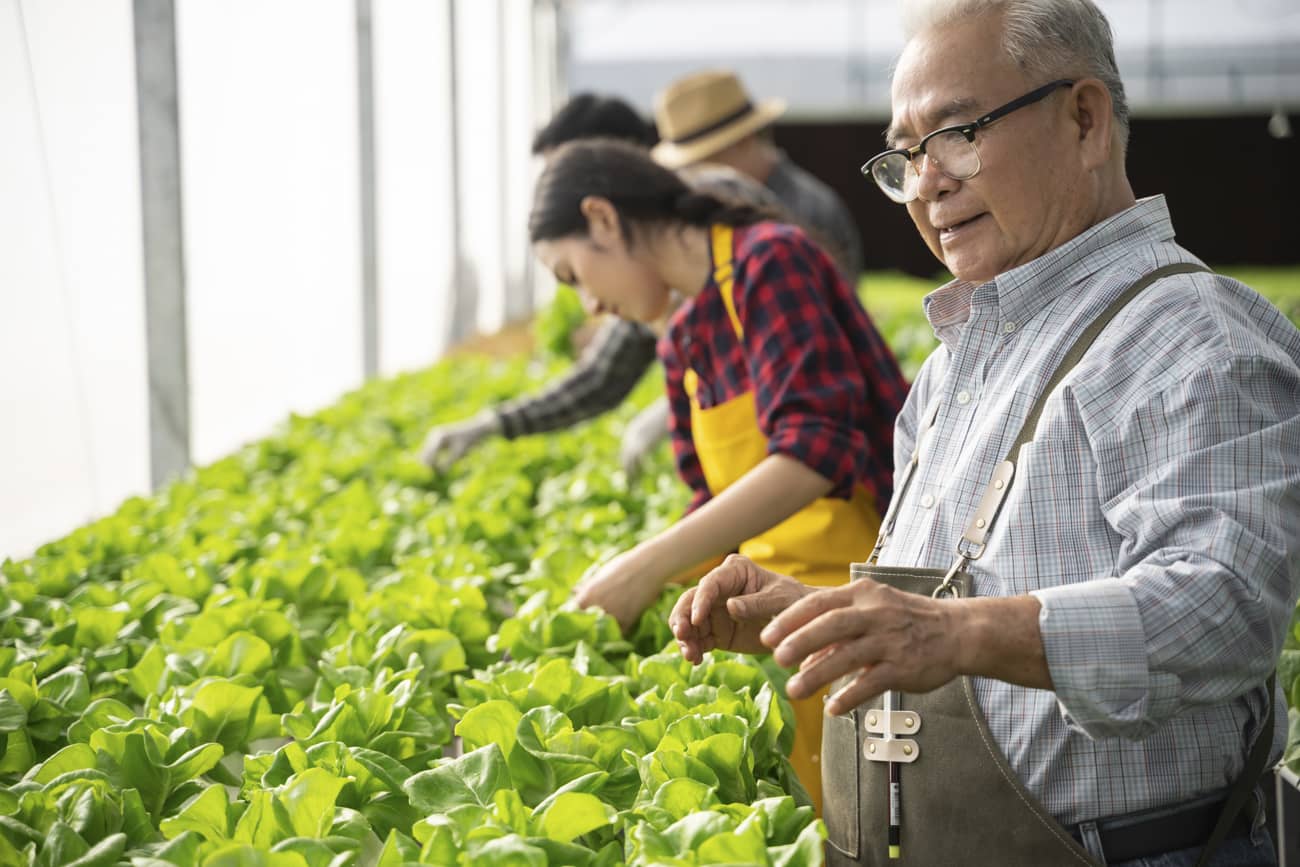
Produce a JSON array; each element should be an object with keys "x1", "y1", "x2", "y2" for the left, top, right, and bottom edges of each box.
[{"x1": 902, "y1": 0, "x2": 1129, "y2": 149}]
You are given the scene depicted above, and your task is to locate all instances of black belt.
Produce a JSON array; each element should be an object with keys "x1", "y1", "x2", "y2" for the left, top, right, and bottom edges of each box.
[{"x1": 1069, "y1": 796, "x2": 1254, "y2": 863}]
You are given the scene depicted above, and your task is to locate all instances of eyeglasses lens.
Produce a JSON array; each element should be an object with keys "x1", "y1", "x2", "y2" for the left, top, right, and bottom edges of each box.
[{"x1": 870, "y1": 131, "x2": 982, "y2": 203}]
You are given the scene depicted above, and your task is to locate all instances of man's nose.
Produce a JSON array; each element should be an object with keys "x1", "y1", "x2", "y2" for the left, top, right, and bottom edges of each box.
[{"x1": 914, "y1": 154, "x2": 959, "y2": 202}]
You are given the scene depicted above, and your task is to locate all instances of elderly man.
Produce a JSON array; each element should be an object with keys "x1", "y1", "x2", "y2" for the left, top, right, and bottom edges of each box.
[{"x1": 671, "y1": 1, "x2": 1300, "y2": 865}]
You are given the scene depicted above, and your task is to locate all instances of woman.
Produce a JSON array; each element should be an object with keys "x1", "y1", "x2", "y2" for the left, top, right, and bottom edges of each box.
[{"x1": 529, "y1": 139, "x2": 908, "y2": 813}]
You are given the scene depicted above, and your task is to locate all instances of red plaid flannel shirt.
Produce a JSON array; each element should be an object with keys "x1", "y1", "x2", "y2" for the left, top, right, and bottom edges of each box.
[{"x1": 659, "y1": 222, "x2": 908, "y2": 515}]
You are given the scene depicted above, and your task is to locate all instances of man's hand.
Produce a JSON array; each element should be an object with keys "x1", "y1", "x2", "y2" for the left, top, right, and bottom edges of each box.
[
  {"x1": 620, "y1": 398, "x2": 670, "y2": 478},
  {"x1": 419, "y1": 411, "x2": 501, "y2": 472},
  {"x1": 669, "y1": 555, "x2": 812, "y2": 663},
  {"x1": 760, "y1": 579, "x2": 1049, "y2": 715},
  {"x1": 572, "y1": 547, "x2": 666, "y2": 634}
]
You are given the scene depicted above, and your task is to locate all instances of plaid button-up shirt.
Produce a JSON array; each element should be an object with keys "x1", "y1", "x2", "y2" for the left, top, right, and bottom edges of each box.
[
  {"x1": 660, "y1": 222, "x2": 907, "y2": 515},
  {"x1": 879, "y1": 196, "x2": 1300, "y2": 825}
]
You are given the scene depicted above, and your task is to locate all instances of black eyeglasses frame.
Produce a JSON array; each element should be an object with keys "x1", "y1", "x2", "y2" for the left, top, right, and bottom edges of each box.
[{"x1": 860, "y1": 79, "x2": 1077, "y2": 196}]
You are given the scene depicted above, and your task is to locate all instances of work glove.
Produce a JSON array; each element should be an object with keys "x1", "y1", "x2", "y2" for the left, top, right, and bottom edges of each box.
[
  {"x1": 620, "y1": 397, "x2": 670, "y2": 478},
  {"x1": 419, "y1": 411, "x2": 502, "y2": 472}
]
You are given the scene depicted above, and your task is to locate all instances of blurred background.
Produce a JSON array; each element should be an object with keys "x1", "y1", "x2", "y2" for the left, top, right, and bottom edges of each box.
[{"x1": 2, "y1": 0, "x2": 1297, "y2": 560}]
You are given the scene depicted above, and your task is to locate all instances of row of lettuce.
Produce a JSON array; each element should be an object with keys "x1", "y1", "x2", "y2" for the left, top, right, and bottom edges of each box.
[
  {"x1": 4, "y1": 269, "x2": 1299, "y2": 866},
  {"x1": 0, "y1": 349, "x2": 822, "y2": 867}
]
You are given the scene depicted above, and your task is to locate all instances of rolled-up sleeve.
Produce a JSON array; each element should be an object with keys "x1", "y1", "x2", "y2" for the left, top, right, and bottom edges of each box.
[{"x1": 1033, "y1": 354, "x2": 1300, "y2": 740}]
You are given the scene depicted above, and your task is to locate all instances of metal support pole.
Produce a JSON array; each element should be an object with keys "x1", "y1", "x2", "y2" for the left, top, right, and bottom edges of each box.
[
  {"x1": 446, "y1": 0, "x2": 476, "y2": 345},
  {"x1": 500, "y1": 0, "x2": 530, "y2": 324},
  {"x1": 1148, "y1": 0, "x2": 1164, "y2": 101},
  {"x1": 133, "y1": 0, "x2": 191, "y2": 488},
  {"x1": 356, "y1": 0, "x2": 379, "y2": 378},
  {"x1": 527, "y1": 0, "x2": 564, "y2": 308}
]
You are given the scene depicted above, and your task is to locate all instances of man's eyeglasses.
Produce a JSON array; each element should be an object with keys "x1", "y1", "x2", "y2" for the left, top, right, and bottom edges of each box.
[{"x1": 861, "y1": 79, "x2": 1075, "y2": 204}]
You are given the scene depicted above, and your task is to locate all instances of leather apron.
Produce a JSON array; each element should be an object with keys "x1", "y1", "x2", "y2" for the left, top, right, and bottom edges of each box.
[
  {"x1": 684, "y1": 224, "x2": 883, "y2": 817},
  {"x1": 822, "y1": 263, "x2": 1272, "y2": 866}
]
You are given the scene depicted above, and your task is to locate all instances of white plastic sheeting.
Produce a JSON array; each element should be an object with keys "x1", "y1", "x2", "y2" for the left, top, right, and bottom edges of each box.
[
  {"x1": 0, "y1": 0, "x2": 149, "y2": 559},
  {"x1": 178, "y1": 0, "x2": 365, "y2": 466},
  {"x1": 0, "y1": 0, "x2": 550, "y2": 559},
  {"x1": 373, "y1": 0, "x2": 455, "y2": 376}
]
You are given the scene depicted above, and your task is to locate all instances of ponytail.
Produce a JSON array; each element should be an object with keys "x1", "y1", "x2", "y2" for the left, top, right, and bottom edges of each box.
[
  {"x1": 529, "y1": 138, "x2": 772, "y2": 246},
  {"x1": 671, "y1": 190, "x2": 776, "y2": 228}
]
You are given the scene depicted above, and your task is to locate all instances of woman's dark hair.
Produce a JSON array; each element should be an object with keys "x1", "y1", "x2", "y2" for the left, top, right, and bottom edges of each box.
[
  {"x1": 531, "y1": 94, "x2": 658, "y2": 155},
  {"x1": 529, "y1": 139, "x2": 775, "y2": 245}
]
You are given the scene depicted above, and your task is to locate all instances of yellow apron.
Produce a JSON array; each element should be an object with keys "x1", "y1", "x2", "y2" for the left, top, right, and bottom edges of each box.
[{"x1": 682, "y1": 224, "x2": 882, "y2": 816}]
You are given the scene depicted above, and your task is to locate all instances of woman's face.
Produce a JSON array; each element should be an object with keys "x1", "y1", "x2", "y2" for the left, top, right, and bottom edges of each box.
[{"x1": 533, "y1": 197, "x2": 672, "y2": 323}]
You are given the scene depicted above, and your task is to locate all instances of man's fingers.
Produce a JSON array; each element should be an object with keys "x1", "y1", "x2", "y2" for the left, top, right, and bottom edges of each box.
[
  {"x1": 677, "y1": 633, "x2": 716, "y2": 664},
  {"x1": 786, "y1": 636, "x2": 880, "y2": 700},
  {"x1": 824, "y1": 663, "x2": 896, "y2": 716},
  {"x1": 794, "y1": 643, "x2": 840, "y2": 683},
  {"x1": 690, "y1": 559, "x2": 753, "y2": 626},
  {"x1": 771, "y1": 605, "x2": 873, "y2": 669},
  {"x1": 693, "y1": 554, "x2": 768, "y2": 624},
  {"x1": 726, "y1": 587, "x2": 787, "y2": 621},
  {"x1": 760, "y1": 585, "x2": 855, "y2": 649},
  {"x1": 573, "y1": 584, "x2": 593, "y2": 607},
  {"x1": 670, "y1": 588, "x2": 697, "y2": 639},
  {"x1": 688, "y1": 578, "x2": 722, "y2": 627}
]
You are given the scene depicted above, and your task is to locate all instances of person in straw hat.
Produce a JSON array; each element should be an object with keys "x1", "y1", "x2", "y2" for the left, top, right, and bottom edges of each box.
[{"x1": 653, "y1": 68, "x2": 864, "y2": 282}]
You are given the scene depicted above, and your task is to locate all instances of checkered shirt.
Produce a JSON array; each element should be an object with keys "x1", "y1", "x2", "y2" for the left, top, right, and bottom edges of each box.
[
  {"x1": 879, "y1": 195, "x2": 1300, "y2": 825},
  {"x1": 494, "y1": 316, "x2": 658, "y2": 439},
  {"x1": 660, "y1": 222, "x2": 908, "y2": 514}
]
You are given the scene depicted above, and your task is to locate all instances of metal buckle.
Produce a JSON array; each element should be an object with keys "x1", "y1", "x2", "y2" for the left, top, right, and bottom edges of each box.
[
  {"x1": 931, "y1": 554, "x2": 968, "y2": 599},
  {"x1": 956, "y1": 536, "x2": 988, "y2": 561}
]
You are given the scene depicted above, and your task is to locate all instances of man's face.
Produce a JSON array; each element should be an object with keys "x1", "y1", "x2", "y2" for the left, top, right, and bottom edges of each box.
[{"x1": 889, "y1": 11, "x2": 1084, "y2": 284}]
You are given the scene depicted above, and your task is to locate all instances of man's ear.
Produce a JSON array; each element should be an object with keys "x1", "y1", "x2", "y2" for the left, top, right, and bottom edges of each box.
[
  {"x1": 1068, "y1": 78, "x2": 1115, "y2": 171},
  {"x1": 580, "y1": 196, "x2": 622, "y2": 247}
]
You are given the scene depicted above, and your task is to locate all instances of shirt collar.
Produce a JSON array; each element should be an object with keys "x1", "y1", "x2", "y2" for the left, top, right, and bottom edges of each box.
[{"x1": 922, "y1": 195, "x2": 1176, "y2": 349}]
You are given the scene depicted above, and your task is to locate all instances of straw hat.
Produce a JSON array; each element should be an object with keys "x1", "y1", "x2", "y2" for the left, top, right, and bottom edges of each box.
[{"x1": 651, "y1": 70, "x2": 787, "y2": 169}]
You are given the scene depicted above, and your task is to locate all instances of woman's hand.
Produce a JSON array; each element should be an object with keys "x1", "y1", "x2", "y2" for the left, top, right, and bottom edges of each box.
[
  {"x1": 572, "y1": 547, "x2": 667, "y2": 633},
  {"x1": 669, "y1": 554, "x2": 811, "y2": 663}
]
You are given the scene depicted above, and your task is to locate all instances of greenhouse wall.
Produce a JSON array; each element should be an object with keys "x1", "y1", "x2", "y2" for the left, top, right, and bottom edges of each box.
[
  {"x1": 0, "y1": 0, "x2": 150, "y2": 560},
  {"x1": 1, "y1": 0, "x2": 548, "y2": 561}
]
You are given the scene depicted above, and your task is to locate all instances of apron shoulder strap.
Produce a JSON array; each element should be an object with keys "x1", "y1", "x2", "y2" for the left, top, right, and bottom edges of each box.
[
  {"x1": 1194, "y1": 674, "x2": 1275, "y2": 867},
  {"x1": 952, "y1": 262, "x2": 1211, "y2": 560},
  {"x1": 710, "y1": 224, "x2": 744, "y2": 340}
]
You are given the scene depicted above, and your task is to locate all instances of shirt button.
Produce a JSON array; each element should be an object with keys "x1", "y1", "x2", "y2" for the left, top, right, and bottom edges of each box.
[
  {"x1": 956, "y1": 390, "x2": 971, "y2": 405},
  {"x1": 1003, "y1": 321, "x2": 1016, "y2": 334},
  {"x1": 920, "y1": 494, "x2": 935, "y2": 509}
]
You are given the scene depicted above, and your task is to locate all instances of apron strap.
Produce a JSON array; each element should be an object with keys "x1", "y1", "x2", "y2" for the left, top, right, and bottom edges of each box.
[
  {"x1": 1194, "y1": 673, "x2": 1275, "y2": 867},
  {"x1": 711, "y1": 224, "x2": 744, "y2": 340},
  {"x1": 686, "y1": 225, "x2": 742, "y2": 401},
  {"x1": 931, "y1": 262, "x2": 1211, "y2": 591}
]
